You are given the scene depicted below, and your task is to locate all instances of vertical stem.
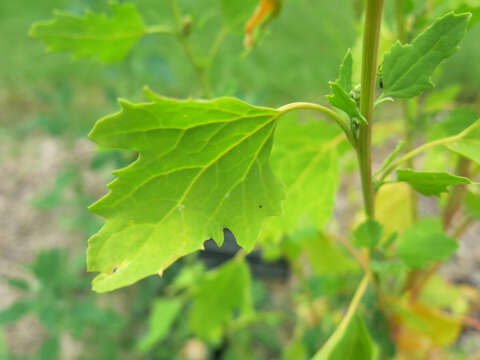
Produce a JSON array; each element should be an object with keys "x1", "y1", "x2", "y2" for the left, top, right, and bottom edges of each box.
[{"x1": 358, "y1": 0, "x2": 385, "y2": 218}]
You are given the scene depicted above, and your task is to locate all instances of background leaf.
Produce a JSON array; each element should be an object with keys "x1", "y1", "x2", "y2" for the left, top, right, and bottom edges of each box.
[
  {"x1": 353, "y1": 219, "x2": 383, "y2": 249},
  {"x1": 190, "y1": 257, "x2": 252, "y2": 343},
  {"x1": 136, "y1": 297, "x2": 183, "y2": 353},
  {"x1": 396, "y1": 218, "x2": 458, "y2": 268},
  {"x1": 30, "y1": 2, "x2": 146, "y2": 63}
]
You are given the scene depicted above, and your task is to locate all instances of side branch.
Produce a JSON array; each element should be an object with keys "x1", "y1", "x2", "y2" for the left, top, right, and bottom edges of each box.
[{"x1": 277, "y1": 102, "x2": 355, "y2": 145}]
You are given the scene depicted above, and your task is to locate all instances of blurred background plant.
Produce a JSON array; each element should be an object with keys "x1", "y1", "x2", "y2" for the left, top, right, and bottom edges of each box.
[{"x1": 1, "y1": 0, "x2": 479, "y2": 359}]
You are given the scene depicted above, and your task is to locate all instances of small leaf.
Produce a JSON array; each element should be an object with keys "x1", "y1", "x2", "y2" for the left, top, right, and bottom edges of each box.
[
  {"x1": 0, "y1": 300, "x2": 31, "y2": 324},
  {"x1": 136, "y1": 298, "x2": 183, "y2": 353},
  {"x1": 314, "y1": 314, "x2": 374, "y2": 360},
  {"x1": 87, "y1": 88, "x2": 284, "y2": 292},
  {"x1": 445, "y1": 122, "x2": 480, "y2": 165},
  {"x1": 29, "y1": 2, "x2": 145, "y2": 63},
  {"x1": 353, "y1": 219, "x2": 383, "y2": 249},
  {"x1": 382, "y1": 12, "x2": 470, "y2": 98},
  {"x1": 397, "y1": 169, "x2": 471, "y2": 196},
  {"x1": 337, "y1": 49, "x2": 353, "y2": 93},
  {"x1": 327, "y1": 82, "x2": 366, "y2": 124},
  {"x1": 396, "y1": 218, "x2": 458, "y2": 268},
  {"x1": 4, "y1": 277, "x2": 30, "y2": 291},
  {"x1": 189, "y1": 257, "x2": 251, "y2": 343}
]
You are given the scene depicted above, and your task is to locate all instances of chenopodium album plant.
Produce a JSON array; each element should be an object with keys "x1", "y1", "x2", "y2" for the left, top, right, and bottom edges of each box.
[{"x1": 31, "y1": 0, "x2": 480, "y2": 358}]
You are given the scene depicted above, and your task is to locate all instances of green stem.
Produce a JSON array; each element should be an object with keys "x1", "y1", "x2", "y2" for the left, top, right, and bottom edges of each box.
[
  {"x1": 277, "y1": 102, "x2": 355, "y2": 145},
  {"x1": 145, "y1": 25, "x2": 174, "y2": 35},
  {"x1": 379, "y1": 121, "x2": 480, "y2": 182},
  {"x1": 169, "y1": 0, "x2": 212, "y2": 98},
  {"x1": 357, "y1": 0, "x2": 385, "y2": 218},
  {"x1": 313, "y1": 272, "x2": 371, "y2": 358}
]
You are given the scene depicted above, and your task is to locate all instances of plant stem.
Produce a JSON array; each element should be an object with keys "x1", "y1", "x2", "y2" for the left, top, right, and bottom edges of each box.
[
  {"x1": 378, "y1": 120, "x2": 480, "y2": 182},
  {"x1": 277, "y1": 102, "x2": 355, "y2": 145},
  {"x1": 357, "y1": 0, "x2": 385, "y2": 218},
  {"x1": 169, "y1": 0, "x2": 212, "y2": 98}
]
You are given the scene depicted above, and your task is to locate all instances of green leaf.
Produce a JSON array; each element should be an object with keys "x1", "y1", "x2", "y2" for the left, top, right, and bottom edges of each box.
[
  {"x1": 382, "y1": 12, "x2": 470, "y2": 98},
  {"x1": 396, "y1": 218, "x2": 458, "y2": 268},
  {"x1": 327, "y1": 50, "x2": 365, "y2": 123},
  {"x1": 136, "y1": 297, "x2": 183, "y2": 353},
  {"x1": 327, "y1": 83, "x2": 365, "y2": 123},
  {"x1": 29, "y1": 2, "x2": 145, "y2": 63},
  {"x1": 0, "y1": 300, "x2": 31, "y2": 324},
  {"x1": 3, "y1": 277, "x2": 30, "y2": 291},
  {"x1": 314, "y1": 314, "x2": 374, "y2": 360},
  {"x1": 337, "y1": 49, "x2": 353, "y2": 93},
  {"x1": 353, "y1": 219, "x2": 383, "y2": 249},
  {"x1": 465, "y1": 190, "x2": 480, "y2": 220},
  {"x1": 36, "y1": 336, "x2": 59, "y2": 360},
  {"x1": 190, "y1": 257, "x2": 251, "y2": 343},
  {"x1": 428, "y1": 107, "x2": 478, "y2": 141},
  {"x1": 268, "y1": 116, "x2": 345, "y2": 232},
  {"x1": 445, "y1": 124, "x2": 480, "y2": 165},
  {"x1": 87, "y1": 88, "x2": 284, "y2": 292},
  {"x1": 397, "y1": 169, "x2": 471, "y2": 196}
]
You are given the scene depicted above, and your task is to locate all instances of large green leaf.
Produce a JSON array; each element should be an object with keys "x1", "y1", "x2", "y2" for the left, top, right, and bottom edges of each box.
[
  {"x1": 87, "y1": 88, "x2": 284, "y2": 292},
  {"x1": 397, "y1": 169, "x2": 471, "y2": 196},
  {"x1": 29, "y1": 3, "x2": 145, "y2": 63},
  {"x1": 137, "y1": 297, "x2": 183, "y2": 353},
  {"x1": 396, "y1": 218, "x2": 458, "y2": 268},
  {"x1": 190, "y1": 256, "x2": 251, "y2": 343},
  {"x1": 382, "y1": 12, "x2": 470, "y2": 98},
  {"x1": 314, "y1": 314, "x2": 374, "y2": 360}
]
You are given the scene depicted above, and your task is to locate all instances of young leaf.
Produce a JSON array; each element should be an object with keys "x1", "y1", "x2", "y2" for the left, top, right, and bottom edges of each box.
[
  {"x1": 397, "y1": 169, "x2": 471, "y2": 196},
  {"x1": 314, "y1": 314, "x2": 374, "y2": 360},
  {"x1": 136, "y1": 298, "x2": 183, "y2": 353},
  {"x1": 327, "y1": 50, "x2": 366, "y2": 123},
  {"x1": 87, "y1": 88, "x2": 284, "y2": 292},
  {"x1": 396, "y1": 218, "x2": 458, "y2": 268},
  {"x1": 327, "y1": 82, "x2": 366, "y2": 124},
  {"x1": 29, "y1": 2, "x2": 145, "y2": 63},
  {"x1": 353, "y1": 219, "x2": 384, "y2": 249},
  {"x1": 190, "y1": 257, "x2": 251, "y2": 343},
  {"x1": 337, "y1": 49, "x2": 353, "y2": 93},
  {"x1": 382, "y1": 12, "x2": 470, "y2": 98},
  {"x1": 445, "y1": 124, "x2": 480, "y2": 165},
  {"x1": 0, "y1": 300, "x2": 31, "y2": 324}
]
